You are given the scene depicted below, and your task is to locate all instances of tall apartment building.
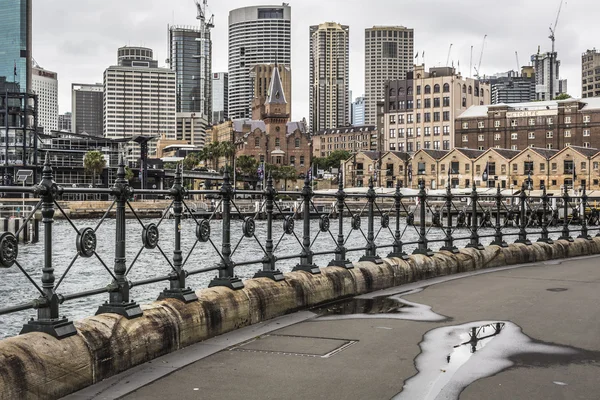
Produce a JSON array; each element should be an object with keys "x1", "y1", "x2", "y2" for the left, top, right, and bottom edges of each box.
[
  {"x1": 383, "y1": 64, "x2": 491, "y2": 154},
  {"x1": 582, "y1": 49, "x2": 600, "y2": 98},
  {"x1": 58, "y1": 112, "x2": 71, "y2": 132},
  {"x1": 455, "y1": 98, "x2": 600, "y2": 151},
  {"x1": 531, "y1": 50, "x2": 567, "y2": 101},
  {"x1": 103, "y1": 46, "x2": 176, "y2": 160},
  {"x1": 352, "y1": 96, "x2": 365, "y2": 126},
  {"x1": 364, "y1": 26, "x2": 414, "y2": 125},
  {"x1": 485, "y1": 69, "x2": 536, "y2": 104},
  {"x1": 228, "y1": 5, "x2": 291, "y2": 119},
  {"x1": 309, "y1": 22, "x2": 350, "y2": 132},
  {"x1": 32, "y1": 64, "x2": 58, "y2": 133},
  {"x1": 0, "y1": 0, "x2": 31, "y2": 93},
  {"x1": 212, "y1": 72, "x2": 228, "y2": 123},
  {"x1": 71, "y1": 83, "x2": 103, "y2": 136},
  {"x1": 250, "y1": 63, "x2": 292, "y2": 120}
]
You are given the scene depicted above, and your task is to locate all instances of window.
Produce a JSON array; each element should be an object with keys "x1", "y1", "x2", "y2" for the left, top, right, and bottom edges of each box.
[
  {"x1": 476, "y1": 164, "x2": 481, "y2": 173},
  {"x1": 511, "y1": 119, "x2": 518, "y2": 127},
  {"x1": 462, "y1": 122, "x2": 469, "y2": 129},
  {"x1": 584, "y1": 129, "x2": 590, "y2": 137},
  {"x1": 512, "y1": 164, "x2": 518, "y2": 172},
  {"x1": 546, "y1": 131, "x2": 553, "y2": 138},
  {"x1": 424, "y1": 127, "x2": 430, "y2": 136},
  {"x1": 529, "y1": 118, "x2": 535, "y2": 126},
  {"x1": 584, "y1": 115, "x2": 591, "y2": 123},
  {"x1": 493, "y1": 120, "x2": 500, "y2": 128},
  {"x1": 433, "y1": 112, "x2": 440, "y2": 122},
  {"x1": 443, "y1": 125, "x2": 450, "y2": 135},
  {"x1": 564, "y1": 160, "x2": 574, "y2": 174},
  {"x1": 594, "y1": 162, "x2": 599, "y2": 170},
  {"x1": 478, "y1": 134, "x2": 484, "y2": 142},
  {"x1": 407, "y1": 142, "x2": 413, "y2": 152},
  {"x1": 488, "y1": 162, "x2": 496, "y2": 175},
  {"x1": 416, "y1": 127, "x2": 421, "y2": 137},
  {"x1": 398, "y1": 128, "x2": 404, "y2": 137},
  {"x1": 465, "y1": 164, "x2": 470, "y2": 172},
  {"x1": 433, "y1": 84, "x2": 440, "y2": 93},
  {"x1": 407, "y1": 114, "x2": 413, "y2": 123},
  {"x1": 468, "y1": 86, "x2": 472, "y2": 95},
  {"x1": 424, "y1": 85, "x2": 431, "y2": 94},
  {"x1": 389, "y1": 128, "x2": 396, "y2": 138},
  {"x1": 425, "y1": 141, "x2": 431, "y2": 149},
  {"x1": 565, "y1": 116, "x2": 571, "y2": 124},
  {"x1": 417, "y1": 113, "x2": 421, "y2": 123},
  {"x1": 462, "y1": 135, "x2": 468, "y2": 142},
  {"x1": 407, "y1": 128, "x2": 413, "y2": 137},
  {"x1": 546, "y1": 144, "x2": 553, "y2": 149},
  {"x1": 434, "y1": 126, "x2": 441, "y2": 135},
  {"x1": 389, "y1": 115, "x2": 396, "y2": 123},
  {"x1": 398, "y1": 115, "x2": 405, "y2": 124},
  {"x1": 443, "y1": 140, "x2": 450, "y2": 150},
  {"x1": 443, "y1": 83, "x2": 450, "y2": 92},
  {"x1": 511, "y1": 133, "x2": 518, "y2": 140},
  {"x1": 424, "y1": 112, "x2": 431, "y2": 122},
  {"x1": 255, "y1": 137, "x2": 260, "y2": 147},
  {"x1": 478, "y1": 121, "x2": 484, "y2": 129},
  {"x1": 581, "y1": 162, "x2": 587, "y2": 170},
  {"x1": 275, "y1": 138, "x2": 280, "y2": 147},
  {"x1": 540, "y1": 163, "x2": 545, "y2": 172},
  {"x1": 300, "y1": 156, "x2": 305, "y2": 167},
  {"x1": 416, "y1": 142, "x2": 421, "y2": 151},
  {"x1": 450, "y1": 162, "x2": 459, "y2": 174},
  {"x1": 290, "y1": 156, "x2": 295, "y2": 166},
  {"x1": 433, "y1": 98, "x2": 440, "y2": 107},
  {"x1": 528, "y1": 132, "x2": 535, "y2": 139},
  {"x1": 501, "y1": 164, "x2": 507, "y2": 174},
  {"x1": 547, "y1": 117, "x2": 553, "y2": 125},
  {"x1": 524, "y1": 161, "x2": 534, "y2": 174},
  {"x1": 443, "y1": 97, "x2": 450, "y2": 107},
  {"x1": 564, "y1": 130, "x2": 571, "y2": 137},
  {"x1": 416, "y1": 99, "x2": 422, "y2": 109},
  {"x1": 433, "y1": 141, "x2": 440, "y2": 150},
  {"x1": 462, "y1": 84, "x2": 466, "y2": 93},
  {"x1": 424, "y1": 98, "x2": 431, "y2": 108},
  {"x1": 584, "y1": 142, "x2": 591, "y2": 148},
  {"x1": 407, "y1": 87, "x2": 413, "y2": 96},
  {"x1": 416, "y1": 86, "x2": 421, "y2": 95},
  {"x1": 494, "y1": 133, "x2": 501, "y2": 141},
  {"x1": 462, "y1": 98, "x2": 467, "y2": 107}
]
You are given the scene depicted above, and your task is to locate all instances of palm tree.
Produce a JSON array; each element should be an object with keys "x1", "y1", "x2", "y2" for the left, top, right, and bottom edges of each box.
[
  {"x1": 279, "y1": 165, "x2": 297, "y2": 191},
  {"x1": 219, "y1": 141, "x2": 236, "y2": 169},
  {"x1": 206, "y1": 142, "x2": 222, "y2": 170},
  {"x1": 197, "y1": 147, "x2": 210, "y2": 168},
  {"x1": 83, "y1": 150, "x2": 106, "y2": 187}
]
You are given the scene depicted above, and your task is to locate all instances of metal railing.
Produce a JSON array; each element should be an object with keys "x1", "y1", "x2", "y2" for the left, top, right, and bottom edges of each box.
[{"x1": 1, "y1": 154, "x2": 600, "y2": 339}]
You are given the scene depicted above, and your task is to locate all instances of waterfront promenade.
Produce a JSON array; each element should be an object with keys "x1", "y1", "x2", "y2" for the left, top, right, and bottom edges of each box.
[{"x1": 67, "y1": 255, "x2": 600, "y2": 400}]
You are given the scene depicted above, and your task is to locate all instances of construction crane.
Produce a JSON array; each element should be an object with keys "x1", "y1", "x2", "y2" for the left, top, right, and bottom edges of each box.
[
  {"x1": 195, "y1": 0, "x2": 214, "y2": 28},
  {"x1": 446, "y1": 44, "x2": 453, "y2": 67},
  {"x1": 474, "y1": 34, "x2": 487, "y2": 79},
  {"x1": 548, "y1": 0, "x2": 564, "y2": 99},
  {"x1": 515, "y1": 51, "x2": 520, "y2": 73}
]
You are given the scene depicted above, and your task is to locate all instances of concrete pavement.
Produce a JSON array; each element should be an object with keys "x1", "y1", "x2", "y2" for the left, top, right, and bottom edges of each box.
[{"x1": 70, "y1": 256, "x2": 600, "y2": 400}]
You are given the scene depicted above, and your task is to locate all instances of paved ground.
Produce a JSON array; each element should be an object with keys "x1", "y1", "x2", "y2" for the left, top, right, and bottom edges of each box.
[{"x1": 68, "y1": 256, "x2": 600, "y2": 400}]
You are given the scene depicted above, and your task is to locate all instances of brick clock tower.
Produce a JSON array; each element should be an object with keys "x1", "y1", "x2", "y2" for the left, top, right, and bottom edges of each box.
[{"x1": 263, "y1": 65, "x2": 291, "y2": 166}]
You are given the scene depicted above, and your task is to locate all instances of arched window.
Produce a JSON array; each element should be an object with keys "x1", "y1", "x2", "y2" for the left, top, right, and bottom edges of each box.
[
  {"x1": 407, "y1": 86, "x2": 413, "y2": 96},
  {"x1": 398, "y1": 87, "x2": 404, "y2": 96},
  {"x1": 481, "y1": 88, "x2": 485, "y2": 97},
  {"x1": 295, "y1": 138, "x2": 300, "y2": 148},
  {"x1": 462, "y1": 84, "x2": 467, "y2": 93},
  {"x1": 433, "y1": 84, "x2": 440, "y2": 93},
  {"x1": 275, "y1": 138, "x2": 280, "y2": 147},
  {"x1": 468, "y1": 85, "x2": 472, "y2": 95},
  {"x1": 424, "y1": 85, "x2": 431, "y2": 94},
  {"x1": 255, "y1": 137, "x2": 260, "y2": 147},
  {"x1": 389, "y1": 88, "x2": 396, "y2": 97},
  {"x1": 443, "y1": 83, "x2": 450, "y2": 92}
]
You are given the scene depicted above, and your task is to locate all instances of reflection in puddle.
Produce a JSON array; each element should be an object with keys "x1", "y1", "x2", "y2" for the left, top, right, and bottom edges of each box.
[
  {"x1": 313, "y1": 289, "x2": 447, "y2": 322},
  {"x1": 394, "y1": 321, "x2": 576, "y2": 400}
]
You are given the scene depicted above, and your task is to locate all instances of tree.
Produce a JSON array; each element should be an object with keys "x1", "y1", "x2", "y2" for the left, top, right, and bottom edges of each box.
[
  {"x1": 554, "y1": 93, "x2": 572, "y2": 100},
  {"x1": 236, "y1": 155, "x2": 258, "y2": 179},
  {"x1": 124, "y1": 166, "x2": 134, "y2": 182},
  {"x1": 197, "y1": 147, "x2": 210, "y2": 168},
  {"x1": 279, "y1": 165, "x2": 297, "y2": 190},
  {"x1": 182, "y1": 153, "x2": 199, "y2": 170},
  {"x1": 218, "y1": 141, "x2": 236, "y2": 169},
  {"x1": 326, "y1": 150, "x2": 351, "y2": 170},
  {"x1": 83, "y1": 150, "x2": 106, "y2": 187},
  {"x1": 205, "y1": 142, "x2": 222, "y2": 170}
]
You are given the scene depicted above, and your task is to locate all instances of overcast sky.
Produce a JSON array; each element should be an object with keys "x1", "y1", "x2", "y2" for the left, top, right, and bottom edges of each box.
[{"x1": 33, "y1": 0, "x2": 596, "y2": 121}]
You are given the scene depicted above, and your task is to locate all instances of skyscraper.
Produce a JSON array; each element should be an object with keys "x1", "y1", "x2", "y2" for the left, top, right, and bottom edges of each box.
[
  {"x1": 352, "y1": 96, "x2": 365, "y2": 126},
  {"x1": 0, "y1": 0, "x2": 31, "y2": 93},
  {"x1": 72, "y1": 83, "x2": 103, "y2": 136},
  {"x1": 228, "y1": 5, "x2": 291, "y2": 119},
  {"x1": 582, "y1": 49, "x2": 600, "y2": 98},
  {"x1": 103, "y1": 46, "x2": 176, "y2": 160},
  {"x1": 309, "y1": 22, "x2": 350, "y2": 132},
  {"x1": 531, "y1": 50, "x2": 567, "y2": 101},
  {"x1": 212, "y1": 72, "x2": 228, "y2": 123},
  {"x1": 58, "y1": 112, "x2": 72, "y2": 132},
  {"x1": 32, "y1": 64, "x2": 58, "y2": 133},
  {"x1": 364, "y1": 26, "x2": 414, "y2": 125},
  {"x1": 168, "y1": 1, "x2": 213, "y2": 121}
]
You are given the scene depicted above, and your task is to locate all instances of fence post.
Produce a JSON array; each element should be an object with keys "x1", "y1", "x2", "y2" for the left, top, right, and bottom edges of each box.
[
  {"x1": 440, "y1": 182, "x2": 459, "y2": 253},
  {"x1": 491, "y1": 184, "x2": 508, "y2": 247},
  {"x1": 537, "y1": 185, "x2": 553, "y2": 244},
  {"x1": 515, "y1": 182, "x2": 532, "y2": 245},
  {"x1": 255, "y1": 173, "x2": 285, "y2": 280},
  {"x1": 293, "y1": 175, "x2": 320, "y2": 273},
  {"x1": 559, "y1": 185, "x2": 573, "y2": 241},
  {"x1": 209, "y1": 170, "x2": 244, "y2": 289},
  {"x1": 21, "y1": 154, "x2": 77, "y2": 338},
  {"x1": 578, "y1": 182, "x2": 592, "y2": 240},
  {"x1": 388, "y1": 180, "x2": 409, "y2": 259},
  {"x1": 159, "y1": 164, "x2": 198, "y2": 302},
  {"x1": 360, "y1": 177, "x2": 383, "y2": 263},
  {"x1": 97, "y1": 157, "x2": 143, "y2": 318},
  {"x1": 466, "y1": 182, "x2": 484, "y2": 250},
  {"x1": 329, "y1": 171, "x2": 353, "y2": 268},
  {"x1": 413, "y1": 180, "x2": 433, "y2": 256}
]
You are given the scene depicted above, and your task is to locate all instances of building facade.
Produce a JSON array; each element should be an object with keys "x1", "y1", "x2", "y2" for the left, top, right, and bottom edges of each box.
[
  {"x1": 532, "y1": 50, "x2": 567, "y2": 101},
  {"x1": 0, "y1": 0, "x2": 31, "y2": 93},
  {"x1": 582, "y1": 49, "x2": 600, "y2": 99},
  {"x1": 309, "y1": 22, "x2": 350, "y2": 132},
  {"x1": 455, "y1": 98, "x2": 600, "y2": 151},
  {"x1": 352, "y1": 96, "x2": 365, "y2": 126},
  {"x1": 176, "y1": 112, "x2": 207, "y2": 148},
  {"x1": 228, "y1": 5, "x2": 291, "y2": 119},
  {"x1": 71, "y1": 83, "x2": 103, "y2": 136},
  {"x1": 32, "y1": 65, "x2": 58, "y2": 133},
  {"x1": 103, "y1": 47, "x2": 176, "y2": 160},
  {"x1": 58, "y1": 112, "x2": 72, "y2": 132},
  {"x1": 364, "y1": 26, "x2": 414, "y2": 125},
  {"x1": 250, "y1": 64, "x2": 292, "y2": 120},
  {"x1": 383, "y1": 65, "x2": 491, "y2": 154},
  {"x1": 312, "y1": 125, "x2": 377, "y2": 158},
  {"x1": 169, "y1": 23, "x2": 212, "y2": 120},
  {"x1": 212, "y1": 72, "x2": 228, "y2": 123},
  {"x1": 485, "y1": 69, "x2": 535, "y2": 104}
]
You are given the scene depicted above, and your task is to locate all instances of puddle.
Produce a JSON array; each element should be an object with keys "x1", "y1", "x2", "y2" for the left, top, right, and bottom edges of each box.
[
  {"x1": 313, "y1": 289, "x2": 447, "y2": 322},
  {"x1": 394, "y1": 321, "x2": 576, "y2": 400}
]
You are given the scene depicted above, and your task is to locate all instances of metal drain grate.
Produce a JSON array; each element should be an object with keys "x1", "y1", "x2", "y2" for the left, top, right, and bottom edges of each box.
[{"x1": 229, "y1": 334, "x2": 358, "y2": 358}]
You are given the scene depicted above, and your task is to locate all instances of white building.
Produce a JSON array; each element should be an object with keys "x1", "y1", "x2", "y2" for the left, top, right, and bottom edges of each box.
[
  {"x1": 212, "y1": 72, "x2": 228, "y2": 123},
  {"x1": 32, "y1": 65, "x2": 58, "y2": 133},
  {"x1": 176, "y1": 112, "x2": 208, "y2": 148},
  {"x1": 103, "y1": 46, "x2": 176, "y2": 161},
  {"x1": 531, "y1": 51, "x2": 568, "y2": 101},
  {"x1": 228, "y1": 5, "x2": 291, "y2": 119}
]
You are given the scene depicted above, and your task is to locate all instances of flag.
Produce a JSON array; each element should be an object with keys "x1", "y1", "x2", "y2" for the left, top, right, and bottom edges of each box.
[{"x1": 257, "y1": 163, "x2": 264, "y2": 180}]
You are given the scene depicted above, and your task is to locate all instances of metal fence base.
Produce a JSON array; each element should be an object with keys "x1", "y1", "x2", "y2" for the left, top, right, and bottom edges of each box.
[
  {"x1": 359, "y1": 255, "x2": 384, "y2": 264},
  {"x1": 293, "y1": 264, "x2": 321, "y2": 274},
  {"x1": 253, "y1": 270, "x2": 285, "y2": 281},
  {"x1": 413, "y1": 248, "x2": 434, "y2": 257},
  {"x1": 490, "y1": 240, "x2": 509, "y2": 248},
  {"x1": 208, "y1": 277, "x2": 244, "y2": 290},
  {"x1": 537, "y1": 238, "x2": 554, "y2": 244},
  {"x1": 96, "y1": 302, "x2": 143, "y2": 319},
  {"x1": 578, "y1": 234, "x2": 593, "y2": 240},
  {"x1": 558, "y1": 236, "x2": 574, "y2": 242},
  {"x1": 157, "y1": 288, "x2": 198, "y2": 303},
  {"x1": 328, "y1": 259, "x2": 354, "y2": 269},
  {"x1": 20, "y1": 317, "x2": 77, "y2": 339},
  {"x1": 440, "y1": 246, "x2": 460, "y2": 254},
  {"x1": 466, "y1": 243, "x2": 485, "y2": 250},
  {"x1": 514, "y1": 239, "x2": 532, "y2": 245}
]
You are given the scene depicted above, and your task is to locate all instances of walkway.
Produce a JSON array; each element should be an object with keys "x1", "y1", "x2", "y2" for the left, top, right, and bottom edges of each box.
[{"x1": 66, "y1": 256, "x2": 600, "y2": 400}]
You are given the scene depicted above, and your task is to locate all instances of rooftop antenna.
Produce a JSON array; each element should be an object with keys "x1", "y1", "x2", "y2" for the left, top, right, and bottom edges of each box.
[{"x1": 515, "y1": 51, "x2": 520, "y2": 75}]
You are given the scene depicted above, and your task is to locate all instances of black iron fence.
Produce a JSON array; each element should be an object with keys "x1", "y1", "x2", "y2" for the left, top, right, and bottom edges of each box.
[{"x1": 1, "y1": 155, "x2": 600, "y2": 339}]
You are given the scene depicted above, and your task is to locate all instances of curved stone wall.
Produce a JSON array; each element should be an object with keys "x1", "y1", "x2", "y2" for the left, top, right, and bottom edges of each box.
[{"x1": 1, "y1": 238, "x2": 599, "y2": 399}]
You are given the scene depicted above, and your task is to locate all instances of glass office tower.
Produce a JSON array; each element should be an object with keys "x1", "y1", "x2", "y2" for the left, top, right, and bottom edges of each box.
[{"x1": 0, "y1": 0, "x2": 32, "y2": 93}]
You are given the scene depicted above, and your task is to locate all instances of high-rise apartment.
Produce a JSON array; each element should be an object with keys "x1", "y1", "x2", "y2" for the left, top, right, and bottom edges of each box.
[
  {"x1": 364, "y1": 26, "x2": 414, "y2": 125},
  {"x1": 531, "y1": 50, "x2": 567, "y2": 100},
  {"x1": 32, "y1": 64, "x2": 58, "y2": 133},
  {"x1": 352, "y1": 96, "x2": 365, "y2": 126},
  {"x1": 309, "y1": 22, "x2": 350, "y2": 132},
  {"x1": 0, "y1": 0, "x2": 31, "y2": 93},
  {"x1": 212, "y1": 72, "x2": 228, "y2": 123},
  {"x1": 58, "y1": 112, "x2": 72, "y2": 132},
  {"x1": 250, "y1": 63, "x2": 291, "y2": 120},
  {"x1": 582, "y1": 49, "x2": 600, "y2": 98},
  {"x1": 72, "y1": 83, "x2": 103, "y2": 136},
  {"x1": 228, "y1": 5, "x2": 291, "y2": 119},
  {"x1": 103, "y1": 46, "x2": 176, "y2": 160},
  {"x1": 485, "y1": 68, "x2": 536, "y2": 104}
]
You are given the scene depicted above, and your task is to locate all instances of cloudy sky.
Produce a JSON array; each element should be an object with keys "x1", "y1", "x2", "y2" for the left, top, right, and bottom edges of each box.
[{"x1": 33, "y1": 0, "x2": 595, "y2": 121}]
